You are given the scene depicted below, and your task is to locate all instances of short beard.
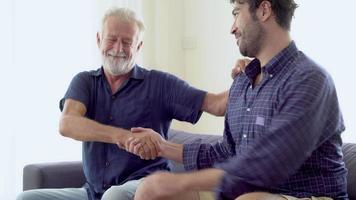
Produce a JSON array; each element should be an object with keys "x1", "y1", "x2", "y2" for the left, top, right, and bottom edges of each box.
[
  {"x1": 102, "y1": 52, "x2": 134, "y2": 76},
  {"x1": 239, "y1": 17, "x2": 264, "y2": 57}
]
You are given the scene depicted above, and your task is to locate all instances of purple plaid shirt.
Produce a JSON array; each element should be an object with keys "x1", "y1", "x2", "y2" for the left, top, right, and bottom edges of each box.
[{"x1": 183, "y1": 42, "x2": 348, "y2": 200}]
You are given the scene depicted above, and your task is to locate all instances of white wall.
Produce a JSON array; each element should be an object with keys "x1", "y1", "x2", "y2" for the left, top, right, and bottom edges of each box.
[
  {"x1": 141, "y1": 0, "x2": 185, "y2": 78},
  {"x1": 0, "y1": 0, "x2": 141, "y2": 198},
  {"x1": 180, "y1": 0, "x2": 239, "y2": 134},
  {"x1": 291, "y1": 0, "x2": 356, "y2": 143},
  {"x1": 1, "y1": 1, "x2": 95, "y2": 198},
  {"x1": 142, "y1": 0, "x2": 237, "y2": 134}
]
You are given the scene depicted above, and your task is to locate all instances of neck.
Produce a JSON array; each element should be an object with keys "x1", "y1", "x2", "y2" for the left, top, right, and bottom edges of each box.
[
  {"x1": 104, "y1": 70, "x2": 130, "y2": 94},
  {"x1": 256, "y1": 29, "x2": 292, "y2": 67}
]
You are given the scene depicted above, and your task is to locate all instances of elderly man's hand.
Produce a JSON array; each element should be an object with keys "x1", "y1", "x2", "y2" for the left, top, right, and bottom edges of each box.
[
  {"x1": 231, "y1": 58, "x2": 251, "y2": 79},
  {"x1": 134, "y1": 172, "x2": 185, "y2": 200},
  {"x1": 122, "y1": 127, "x2": 164, "y2": 160}
]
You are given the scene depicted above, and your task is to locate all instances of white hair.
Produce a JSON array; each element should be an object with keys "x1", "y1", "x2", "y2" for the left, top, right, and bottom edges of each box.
[{"x1": 101, "y1": 7, "x2": 145, "y2": 40}]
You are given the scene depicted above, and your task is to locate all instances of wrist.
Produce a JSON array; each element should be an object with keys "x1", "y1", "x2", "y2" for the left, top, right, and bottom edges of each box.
[
  {"x1": 112, "y1": 128, "x2": 130, "y2": 146},
  {"x1": 159, "y1": 140, "x2": 170, "y2": 157},
  {"x1": 177, "y1": 173, "x2": 193, "y2": 191},
  {"x1": 160, "y1": 140, "x2": 183, "y2": 163}
]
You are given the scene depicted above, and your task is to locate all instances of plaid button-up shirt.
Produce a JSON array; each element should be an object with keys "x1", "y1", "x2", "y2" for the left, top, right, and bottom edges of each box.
[{"x1": 183, "y1": 42, "x2": 348, "y2": 200}]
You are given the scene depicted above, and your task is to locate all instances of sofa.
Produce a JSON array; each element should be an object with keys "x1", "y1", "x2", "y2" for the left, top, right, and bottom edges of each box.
[{"x1": 23, "y1": 129, "x2": 356, "y2": 199}]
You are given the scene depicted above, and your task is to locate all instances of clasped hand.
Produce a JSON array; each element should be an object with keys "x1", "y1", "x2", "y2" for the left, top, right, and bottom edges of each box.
[{"x1": 121, "y1": 127, "x2": 164, "y2": 160}]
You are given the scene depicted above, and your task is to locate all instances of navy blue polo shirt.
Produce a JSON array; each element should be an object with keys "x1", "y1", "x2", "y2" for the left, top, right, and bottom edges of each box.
[{"x1": 60, "y1": 65, "x2": 206, "y2": 200}]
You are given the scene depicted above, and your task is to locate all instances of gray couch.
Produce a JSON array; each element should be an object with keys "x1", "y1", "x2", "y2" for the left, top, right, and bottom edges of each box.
[{"x1": 23, "y1": 129, "x2": 356, "y2": 199}]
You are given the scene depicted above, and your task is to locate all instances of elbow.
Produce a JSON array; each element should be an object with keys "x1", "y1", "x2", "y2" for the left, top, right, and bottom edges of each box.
[
  {"x1": 214, "y1": 92, "x2": 228, "y2": 116},
  {"x1": 213, "y1": 101, "x2": 227, "y2": 116},
  {"x1": 217, "y1": 106, "x2": 226, "y2": 116},
  {"x1": 59, "y1": 116, "x2": 71, "y2": 137},
  {"x1": 204, "y1": 98, "x2": 227, "y2": 117}
]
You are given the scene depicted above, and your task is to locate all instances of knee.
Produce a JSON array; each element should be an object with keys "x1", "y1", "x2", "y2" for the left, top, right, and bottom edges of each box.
[
  {"x1": 16, "y1": 190, "x2": 38, "y2": 200},
  {"x1": 235, "y1": 192, "x2": 283, "y2": 200},
  {"x1": 101, "y1": 186, "x2": 133, "y2": 200}
]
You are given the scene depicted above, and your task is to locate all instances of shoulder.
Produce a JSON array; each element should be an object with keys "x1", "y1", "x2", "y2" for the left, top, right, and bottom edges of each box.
[
  {"x1": 66, "y1": 68, "x2": 103, "y2": 91},
  {"x1": 71, "y1": 67, "x2": 101, "y2": 82},
  {"x1": 150, "y1": 69, "x2": 178, "y2": 78},
  {"x1": 295, "y1": 53, "x2": 329, "y2": 79},
  {"x1": 276, "y1": 52, "x2": 339, "y2": 103},
  {"x1": 135, "y1": 65, "x2": 193, "y2": 90},
  {"x1": 148, "y1": 68, "x2": 185, "y2": 84},
  {"x1": 288, "y1": 52, "x2": 333, "y2": 87},
  {"x1": 78, "y1": 67, "x2": 101, "y2": 78}
]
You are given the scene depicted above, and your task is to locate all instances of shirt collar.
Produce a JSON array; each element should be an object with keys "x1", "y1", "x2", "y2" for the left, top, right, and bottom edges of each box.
[
  {"x1": 130, "y1": 64, "x2": 146, "y2": 80},
  {"x1": 244, "y1": 59, "x2": 262, "y2": 82},
  {"x1": 244, "y1": 41, "x2": 299, "y2": 81},
  {"x1": 263, "y1": 41, "x2": 299, "y2": 75},
  {"x1": 90, "y1": 64, "x2": 146, "y2": 80}
]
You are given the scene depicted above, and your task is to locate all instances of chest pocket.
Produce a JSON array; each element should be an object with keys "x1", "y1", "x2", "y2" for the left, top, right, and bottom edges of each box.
[
  {"x1": 231, "y1": 100, "x2": 274, "y2": 154},
  {"x1": 112, "y1": 98, "x2": 153, "y2": 129}
]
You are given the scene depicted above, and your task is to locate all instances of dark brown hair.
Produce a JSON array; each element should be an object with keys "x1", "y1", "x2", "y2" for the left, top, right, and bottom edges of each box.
[{"x1": 230, "y1": 0, "x2": 298, "y2": 30}]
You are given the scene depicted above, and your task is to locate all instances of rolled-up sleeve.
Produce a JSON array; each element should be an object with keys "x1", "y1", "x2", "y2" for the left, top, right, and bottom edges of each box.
[{"x1": 59, "y1": 72, "x2": 91, "y2": 111}]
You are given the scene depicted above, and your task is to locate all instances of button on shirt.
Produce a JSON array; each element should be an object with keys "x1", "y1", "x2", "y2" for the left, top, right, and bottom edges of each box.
[
  {"x1": 60, "y1": 65, "x2": 206, "y2": 200},
  {"x1": 183, "y1": 42, "x2": 348, "y2": 199}
]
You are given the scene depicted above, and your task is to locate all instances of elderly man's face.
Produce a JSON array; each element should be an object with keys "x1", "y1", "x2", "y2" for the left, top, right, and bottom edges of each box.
[{"x1": 98, "y1": 16, "x2": 142, "y2": 76}]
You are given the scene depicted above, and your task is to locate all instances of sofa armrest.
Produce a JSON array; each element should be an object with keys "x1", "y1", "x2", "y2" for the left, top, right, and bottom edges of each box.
[
  {"x1": 23, "y1": 161, "x2": 85, "y2": 191},
  {"x1": 342, "y1": 143, "x2": 356, "y2": 200}
]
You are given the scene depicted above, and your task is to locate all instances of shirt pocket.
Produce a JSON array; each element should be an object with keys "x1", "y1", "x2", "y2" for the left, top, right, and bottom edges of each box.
[
  {"x1": 113, "y1": 98, "x2": 153, "y2": 129},
  {"x1": 238, "y1": 115, "x2": 269, "y2": 153}
]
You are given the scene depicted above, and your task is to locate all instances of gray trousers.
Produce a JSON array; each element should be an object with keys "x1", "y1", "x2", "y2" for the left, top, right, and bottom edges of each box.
[{"x1": 16, "y1": 179, "x2": 143, "y2": 200}]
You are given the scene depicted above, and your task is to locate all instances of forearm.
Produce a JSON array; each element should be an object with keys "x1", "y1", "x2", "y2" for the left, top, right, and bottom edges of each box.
[
  {"x1": 182, "y1": 139, "x2": 235, "y2": 171},
  {"x1": 160, "y1": 140, "x2": 184, "y2": 163},
  {"x1": 180, "y1": 168, "x2": 225, "y2": 191},
  {"x1": 59, "y1": 114, "x2": 129, "y2": 144},
  {"x1": 202, "y1": 91, "x2": 228, "y2": 116}
]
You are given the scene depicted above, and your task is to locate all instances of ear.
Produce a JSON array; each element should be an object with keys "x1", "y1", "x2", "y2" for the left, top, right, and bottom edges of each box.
[
  {"x1": 257, "y1": 0, "x2": 273, "y2": 22},
  {"x1": 96, "y1": 32, "x2": 101, "y2": 48}
]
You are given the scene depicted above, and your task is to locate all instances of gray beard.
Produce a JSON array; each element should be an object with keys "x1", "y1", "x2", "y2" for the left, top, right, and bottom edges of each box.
[{"x1": 102, "y1": 56, "x2": 134, "y2": 76}]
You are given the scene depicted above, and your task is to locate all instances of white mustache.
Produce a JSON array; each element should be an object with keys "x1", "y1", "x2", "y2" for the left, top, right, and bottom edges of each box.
[{"x1": 107, "y1": 52, "x2": 126, "y2": 58}]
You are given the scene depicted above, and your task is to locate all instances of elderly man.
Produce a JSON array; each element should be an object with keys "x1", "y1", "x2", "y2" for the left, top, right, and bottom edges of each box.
[
  {"x1": 132, "y1": 0, "x2": 348, "y2": 200},
  {"x1": 16, "y1": 7, "x2": 242, "y2": 200}
]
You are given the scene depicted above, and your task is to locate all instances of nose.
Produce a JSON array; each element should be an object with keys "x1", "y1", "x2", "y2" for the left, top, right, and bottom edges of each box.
[
  {"x1": 112, "y1": 41, "x2": 123, "y2": 53},
  {"x1": 230, "y1": 18, "x2": 238, "y2": 35}
]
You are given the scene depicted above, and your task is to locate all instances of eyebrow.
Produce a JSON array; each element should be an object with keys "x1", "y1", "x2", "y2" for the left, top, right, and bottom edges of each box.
[
  {"x1": 232, "y1": 7, "x2": 240, "y2": 15},
  {"x1": 105, "y1": 34, "x2": 116, "y2": 38}
]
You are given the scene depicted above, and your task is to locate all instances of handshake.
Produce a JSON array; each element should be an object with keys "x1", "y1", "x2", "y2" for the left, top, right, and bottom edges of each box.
[{"x1": 118, "y1": 127, "x2": 165, "y2": 160}]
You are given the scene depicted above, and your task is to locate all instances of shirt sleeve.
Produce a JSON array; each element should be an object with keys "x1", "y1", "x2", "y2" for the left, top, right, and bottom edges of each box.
[
  {"x1": 59, "y1": 72, "x2": 92, "y2": 111},
  {"x1": 183, "y1": 113, "x2": 236, "y2": 170},
  {"x1": 215, "y1": 69, "x2": 345, "y2": 199},
  {"x1": 153, "y1": 70, "x2": 206, "y2": 124}
]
